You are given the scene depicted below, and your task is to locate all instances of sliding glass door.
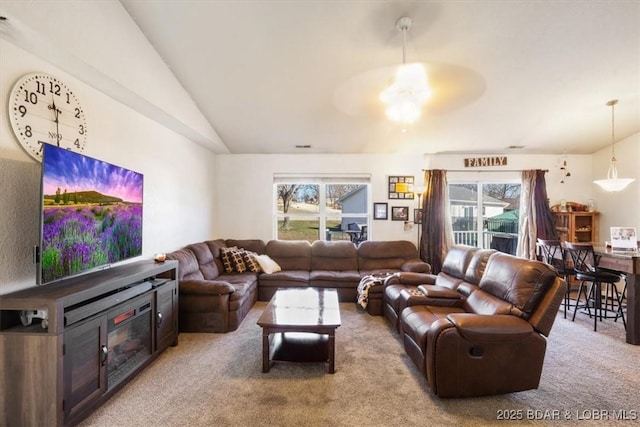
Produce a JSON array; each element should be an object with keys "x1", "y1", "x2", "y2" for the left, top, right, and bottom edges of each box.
[{"x1": 449, "y1": 182, "x2": 521, "y2": 252}]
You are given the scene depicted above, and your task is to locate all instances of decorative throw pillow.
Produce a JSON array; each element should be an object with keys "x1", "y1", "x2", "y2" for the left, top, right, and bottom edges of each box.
[
  {"x1": 230, "y1": 249, "x2": 247, "y2": 273},
  {"x1": 241, "y1": 250, "x2": 262, "y2": 273},
  {"x1": 220, "y1": 246, "x2": 239, "y2": 273},
  {"x1": 255, "y1": 254, "x2": 282, "y2": 274}
]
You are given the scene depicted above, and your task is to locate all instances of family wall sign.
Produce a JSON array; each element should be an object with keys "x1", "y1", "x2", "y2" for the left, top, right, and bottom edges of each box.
[{"x1": 464, "y1": 156, "x2": 508, "y2": 168}]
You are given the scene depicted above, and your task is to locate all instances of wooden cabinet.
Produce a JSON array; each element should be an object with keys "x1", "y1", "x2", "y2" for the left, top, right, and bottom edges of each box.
[
  {"x1": 63, "y1": 314, "x2": 108, "y2": 422},
  {"x1": 0, "y1": 260, "x2": 178, "y2": 426},
  {"x1": 155, "y1": 280, "x2": 178, "y2": 352},
  {"x1": 553, "y1": 211, "x2": 598, "y2": 243}
]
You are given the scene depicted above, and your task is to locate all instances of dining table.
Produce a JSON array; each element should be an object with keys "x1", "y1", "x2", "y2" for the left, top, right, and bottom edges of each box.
[{"x1": 593, "y1": 245, "x2": 640, "y2": 345}]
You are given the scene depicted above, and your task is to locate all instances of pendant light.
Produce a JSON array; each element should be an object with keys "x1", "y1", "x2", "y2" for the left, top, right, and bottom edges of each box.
[
  {"x1": 593, "y1": 99, "x2": 635, "y2": 192},
  {"x1": 379, "y1": 17, "x2": 431, "y2": 126}
]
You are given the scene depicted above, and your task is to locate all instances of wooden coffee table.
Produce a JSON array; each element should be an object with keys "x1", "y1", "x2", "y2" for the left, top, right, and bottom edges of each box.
[{"x1": 257, "y1": 288, "x2": 341, "y2": 373}]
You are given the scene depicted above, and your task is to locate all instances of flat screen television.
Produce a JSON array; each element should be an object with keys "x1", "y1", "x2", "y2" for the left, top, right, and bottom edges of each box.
[{"x1": 39, "y1": 143, "x2": 143, "y2": 284}]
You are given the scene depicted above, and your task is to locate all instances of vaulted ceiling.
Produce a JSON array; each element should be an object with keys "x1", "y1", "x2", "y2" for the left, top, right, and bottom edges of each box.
[{"x1": 42, "y1": 1, "x2": 624, "y2": 156}]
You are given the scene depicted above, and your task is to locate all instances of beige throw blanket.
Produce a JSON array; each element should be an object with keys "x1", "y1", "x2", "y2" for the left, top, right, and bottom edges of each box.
[{"x1": 357, "y1": 275, "x2": 386, "y2": 309}]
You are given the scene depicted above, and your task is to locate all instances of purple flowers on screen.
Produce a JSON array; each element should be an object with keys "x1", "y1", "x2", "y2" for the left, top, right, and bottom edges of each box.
[{"x1": 41, "y1": 204, "x2": 142, "y2": 283}]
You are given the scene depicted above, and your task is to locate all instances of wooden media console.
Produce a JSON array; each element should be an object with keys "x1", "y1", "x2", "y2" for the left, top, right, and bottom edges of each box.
[{"x1": 0, "y1": 260, "x2": 179, "y2": 426}]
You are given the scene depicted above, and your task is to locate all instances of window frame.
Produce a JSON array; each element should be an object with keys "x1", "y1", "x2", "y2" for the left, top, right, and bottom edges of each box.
[
  {"x1": 448, "y1": 180, "x2": 521, "y2": 249},
  {"x1": 273, "y1": 175, "x2": 371, "y2": 242}
]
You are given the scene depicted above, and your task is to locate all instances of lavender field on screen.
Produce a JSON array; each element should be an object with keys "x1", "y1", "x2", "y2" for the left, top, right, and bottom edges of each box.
[{"x1": 41, "y1": 204, "x2": 142, "y2": 283}]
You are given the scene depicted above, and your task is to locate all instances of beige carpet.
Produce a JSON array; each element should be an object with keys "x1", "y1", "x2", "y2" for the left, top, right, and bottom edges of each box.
[{"x1": 80, "y1": 302, "x2": 639, "y2": 427}]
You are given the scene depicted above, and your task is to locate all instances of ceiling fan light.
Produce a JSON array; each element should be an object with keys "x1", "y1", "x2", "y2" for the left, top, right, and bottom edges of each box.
[
  {"x1": 379, "y1": 18, "x2": 431, "y2": 125},
  {"x1": 385, "y1": 101, "x2": 422, "y2": 123},
  {"x1": 380, "y1": 65, "x2": 430, "y2": 123}
]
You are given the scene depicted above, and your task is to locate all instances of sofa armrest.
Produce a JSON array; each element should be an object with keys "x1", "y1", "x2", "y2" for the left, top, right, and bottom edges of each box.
[
  {"x1": 417, "y1": 284, "x2": 461, "y2": 299},
  {"x1": 384, "y1": 271, "x2": 436, "y2": 287},
  {"x1": 179, "y1": 279, "x2": 235, "y2": 295},
  {"x1": 401, "y1": 258, "x2": 431, "y2": 273},
  {"x1": 446, "y1": 313, "x2": 534, "y2": 343}
]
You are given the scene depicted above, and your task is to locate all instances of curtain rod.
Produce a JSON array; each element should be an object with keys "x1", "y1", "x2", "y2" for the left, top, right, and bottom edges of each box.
[{"x1": 421, "y1": 169, "x2": 549, "y2": 172}]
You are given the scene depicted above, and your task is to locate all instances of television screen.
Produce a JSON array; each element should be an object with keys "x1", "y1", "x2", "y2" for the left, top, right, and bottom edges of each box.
[{"x1": 40, "y1": 144, "x2": 143, "y2": 284}]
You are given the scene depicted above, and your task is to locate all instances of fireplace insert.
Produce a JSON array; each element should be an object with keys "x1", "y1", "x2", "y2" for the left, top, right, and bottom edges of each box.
[{"x1": 106, "y1": 294, "x2": 153, "y2": 389}]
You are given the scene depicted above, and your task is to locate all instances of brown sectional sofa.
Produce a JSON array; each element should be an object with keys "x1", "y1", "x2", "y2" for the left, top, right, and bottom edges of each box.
[
  {"x1": 166, "y1": 238, "x2": 429, "y2": 333},
  {"x1": 383, "y1": 245, "x2": 566, "y2": 397}
]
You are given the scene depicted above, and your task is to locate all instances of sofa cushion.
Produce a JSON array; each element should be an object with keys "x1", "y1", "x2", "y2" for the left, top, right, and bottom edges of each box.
[
  {"x1": 463, "y1": 288, "x2": 514, "y2": 315},
  {"x1": 464, "y1": 249, "x2": 495, "y2": 284},
  {"x1": 258, "y1": 270, "x2": 309, "y2": 284},
  {"x1": 357, "y1": 240, "x2": 420, "y2": 271},
  {"x1": 478, "y1": 252, "x2": 557, "y2": 318},
  {"x1": 433, "y1": 272, "x2": 465, "y2": 290},
  {"x1": 166, "y1": 248, "x2": 203, "y2": 281},
  {"x1": 311, "y1": 241, "x2": 358, "y2": 271},
  {"x1": 266, "y1": 240, "x2": 312, "y2": 271},
  {"x1": 205, "y1": 239, "x2": 228, "y2": 272},
  {"x1": 309, "y1": 270, "x2": 361, "y2": 283},
  {"x1": 402, "y1": 305, "x2": 465, "y2": 350},
  {"x1": 217, "y1": 273, "x2": 258, "y2": 300},
  {"x1": 184, "y1": 242, "x2": 219, "y2": 280},
  {"x1": 179, "y1": 279, "x2": 235, "y2": 295},
  {"x1": 226, "y1": 239, "x2": 266, "y2": 255},
  {"x1": 447, "y1": 313, "x2": 533, "y2": 343},
  {"x1": 440, "y1": 245, "x2": 477, "y2": 278}
]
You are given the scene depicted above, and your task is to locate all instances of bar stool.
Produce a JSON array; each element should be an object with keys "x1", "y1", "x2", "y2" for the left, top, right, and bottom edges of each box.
[
  {"x1": 537, "y1": 238, "x2": 574, "y2": 318},
  {"x1": 565, "y1": 242, "x2": 625, "y2": 331}
]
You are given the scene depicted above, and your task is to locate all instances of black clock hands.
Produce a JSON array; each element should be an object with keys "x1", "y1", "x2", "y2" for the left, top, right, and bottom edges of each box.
[{"x1": 49, "y1": 97, "x2": 61, "y2": 147}]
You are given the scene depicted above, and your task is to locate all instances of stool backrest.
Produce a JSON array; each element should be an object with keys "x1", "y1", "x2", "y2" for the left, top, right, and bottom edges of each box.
[
  {"x1": 564, "y1": 242, "x2": 596, "y2": 274},
  {"x1": 536, "y1": 238, "x2": 568, "y2": 274}
]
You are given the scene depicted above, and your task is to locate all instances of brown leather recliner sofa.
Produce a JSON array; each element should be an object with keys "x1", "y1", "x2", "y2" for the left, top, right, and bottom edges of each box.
[
  {"x1": 167, "y1": 239, "x2": 429, "y2": 332},
  {"x1": 389, "y1": 245, "x2": 566, "y2": 397},
  {"x1": 383, "y1": 245, "x2": 495, "y2": 333}
]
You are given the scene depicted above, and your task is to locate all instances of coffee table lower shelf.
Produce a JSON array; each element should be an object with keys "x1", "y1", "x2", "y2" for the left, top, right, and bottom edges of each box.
[
  {"x1": 272, "y1": 332, "x2": 329, "y2": 362},
  {"x1": 261, "y1": 329, "x2": 336, "y2": 373}
]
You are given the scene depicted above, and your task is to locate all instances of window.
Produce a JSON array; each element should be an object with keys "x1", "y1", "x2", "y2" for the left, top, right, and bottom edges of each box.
[
  {"x1": 449, "y1": 182, "x2": 521, "y2": 252},
  {"x1": 274, "y1": 175, "x2": 370, "y2": 243}
]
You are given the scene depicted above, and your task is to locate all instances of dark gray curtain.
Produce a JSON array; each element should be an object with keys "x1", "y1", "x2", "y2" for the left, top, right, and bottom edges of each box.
[
  {"x1": 419, "y1": 170, "x2": 453, "y2": 274},
  {"x1": 533, "y1": 171, "x2": 559, "y2": 241}
]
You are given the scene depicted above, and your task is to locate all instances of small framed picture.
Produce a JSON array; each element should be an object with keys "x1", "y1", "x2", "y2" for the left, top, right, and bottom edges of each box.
[
  {"x1": 388, "y1": 175, "x2": 415, "y2": 199},
  {"x1": 610, "y1": 227, "x2": 638, "y2": 251},
  {"x1": 414, "y1": 208, "x2": 423, "y2": 224},
  {"x1": 391, "y1": 206, "x2": 409, "y2": 221},
  {"x1": 373, "y1": 202, "x2": 388, "y2": 220}
]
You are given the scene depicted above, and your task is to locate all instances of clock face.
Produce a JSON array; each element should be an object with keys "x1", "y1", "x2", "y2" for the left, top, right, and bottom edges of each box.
[{"x1": 9, "y1": 72, "x2": 88, "y2": 162}]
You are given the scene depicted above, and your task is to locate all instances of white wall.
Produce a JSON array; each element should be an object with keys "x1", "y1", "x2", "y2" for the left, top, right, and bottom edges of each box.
[
  {"x1": 591, "y1": 134, "x2": 640, "y2": 242},
  {"x1": 0, "y1": 41, "x2": 217, "y2": 294},
  {"x1": 214, "y1": 152, "x2": 595, "y2": 243},
  {"x1": 215, "y1": 154, "x2": 425, "y2": 243}
]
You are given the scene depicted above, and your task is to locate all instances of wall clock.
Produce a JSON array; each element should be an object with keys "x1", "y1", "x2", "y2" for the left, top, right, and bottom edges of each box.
[{"x1": 8, "y1": 72, "x2": 88, "y2": 162}]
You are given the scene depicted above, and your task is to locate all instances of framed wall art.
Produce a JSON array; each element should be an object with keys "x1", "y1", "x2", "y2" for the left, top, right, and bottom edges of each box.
[
  {"x1": 388, "y1": 176, "x2": 415, "y2": 199},
  {"x1": 414, "y1": 208, "x2": 423, "y2": 224},
  {"x1": 373, "y1": 202, "x2": 388, "y2": 220},
  {"x1": 391, "y1": 206, "x2": 409, "y2": 221}
]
